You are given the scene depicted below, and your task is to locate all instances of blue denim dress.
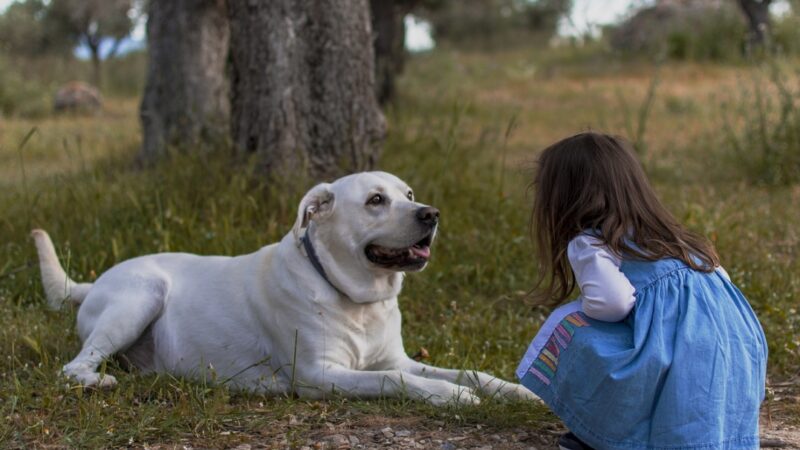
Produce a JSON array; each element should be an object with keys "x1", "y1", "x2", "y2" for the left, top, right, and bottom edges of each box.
[{"x1": 517, "y1": 257, "x2": 767, "y2": 449}]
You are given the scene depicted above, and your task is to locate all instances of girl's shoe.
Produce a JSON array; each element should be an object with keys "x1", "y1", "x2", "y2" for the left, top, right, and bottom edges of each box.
[{"x1": 558, "y1": 432, "x2": 594, "y2": 450}]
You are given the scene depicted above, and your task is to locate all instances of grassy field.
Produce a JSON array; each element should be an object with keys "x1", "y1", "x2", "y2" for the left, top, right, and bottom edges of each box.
[{"x1": 1, "y1": 47, "x2": 799, "y2": 448}]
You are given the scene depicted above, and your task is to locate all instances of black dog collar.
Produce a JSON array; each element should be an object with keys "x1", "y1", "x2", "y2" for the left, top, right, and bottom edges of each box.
[{"x1": 300, "y1": 229, "x2": 344, "y2": 296}]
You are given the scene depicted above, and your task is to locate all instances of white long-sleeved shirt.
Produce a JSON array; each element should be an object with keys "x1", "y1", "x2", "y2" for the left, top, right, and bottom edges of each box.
[
  {"x1": 567, "y1": 234, "x2": 637, "y2": 322},
  {"x1": 568, "y1": 234, "x2": 731, "y2": 322}
]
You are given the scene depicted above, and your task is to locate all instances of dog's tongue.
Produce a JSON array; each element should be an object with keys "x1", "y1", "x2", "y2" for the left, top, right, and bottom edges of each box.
[{"x1": 410, "y1": 245, "x2": 431, "y2": 259}]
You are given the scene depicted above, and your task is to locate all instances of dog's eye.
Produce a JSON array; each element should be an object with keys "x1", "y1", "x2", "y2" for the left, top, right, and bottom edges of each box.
[
  {"x1": 367, "y1": 194, "x2": 384, "y2": 206},
  {"x1": 407, "y1": 191, "x2": 414, "y2": 201}
]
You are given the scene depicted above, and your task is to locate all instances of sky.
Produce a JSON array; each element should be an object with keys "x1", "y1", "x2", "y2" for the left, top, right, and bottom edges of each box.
[{"x1": 559, "y1": 0, "x2": 647, "y2": 37}]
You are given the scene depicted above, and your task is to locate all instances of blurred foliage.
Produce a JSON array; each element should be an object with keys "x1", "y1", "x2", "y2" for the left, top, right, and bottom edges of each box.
[
  {"x1": 722, "y1": 64, "x2": 800, "y2": 185},
  {"x1": 608, "y1": 2, "x2": 800, "y2": 62},
  {"x1": 46, "y1": 0, "x2": 135, "y2": 58},
  {"x1": 0, "y1": 50, "x2": 146, "y2": 118},
  {"x1": 0, "y1": 0, "x2": 134, "y2": 58},
  {"x1": 0, "y1": 0, "x2": 74, "y2": 56},
  {"x1": 0, "y1": 54, "x2": 52, "y2": 118},
  {"x1": 417, "y1": 0, "x2": 572, "y2": 48},
  {"x1": 609, "y1": 2, "x2": 748, "y2": 62},
  {"x1": 772, "y1": 14, "x2": 800, "y2": 56},
  {"x1": 0, "y1": 0, "x2": 137, "y2": 87}
]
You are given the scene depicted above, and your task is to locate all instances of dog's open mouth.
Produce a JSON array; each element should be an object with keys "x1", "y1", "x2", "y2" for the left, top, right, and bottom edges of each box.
[{"x1": 365, "y1": 233, "x2": 433, "y2": 269}]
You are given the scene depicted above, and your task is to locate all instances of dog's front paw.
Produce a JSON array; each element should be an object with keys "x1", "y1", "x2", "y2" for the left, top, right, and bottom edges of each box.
[
  {"x1": 425, "y1": 383, "x2": 480, "y2": 406},
  {"x1": 61, "y1": 364, "x2": 118, "y2": 389},
  {"x1": 508, "y1": 384, "x2": 540, "y2": 402},
  {"x1": 493, "y1": 382, "x2": 540, "y2": 402}
]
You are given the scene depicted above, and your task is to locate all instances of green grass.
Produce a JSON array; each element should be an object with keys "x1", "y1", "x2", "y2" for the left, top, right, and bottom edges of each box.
[{"x1": 1, "y1": 47, "x2": 799, "y2": 447}]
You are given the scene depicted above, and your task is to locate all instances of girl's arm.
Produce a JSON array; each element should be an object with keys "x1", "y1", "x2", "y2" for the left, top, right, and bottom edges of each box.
[{"x1": 568, "y1": 235, "x2": 636, "y2": 322}]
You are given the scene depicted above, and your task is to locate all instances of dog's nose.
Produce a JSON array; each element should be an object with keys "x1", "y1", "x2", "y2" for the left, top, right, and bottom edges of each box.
[{"x1": 416, "y1": 206, "x2": 440, "y2": 226}]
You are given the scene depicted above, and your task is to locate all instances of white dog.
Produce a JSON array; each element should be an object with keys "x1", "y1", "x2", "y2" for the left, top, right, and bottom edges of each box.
[{"x1": 33, "y1": 171, "x2": 535, "y2": 405}]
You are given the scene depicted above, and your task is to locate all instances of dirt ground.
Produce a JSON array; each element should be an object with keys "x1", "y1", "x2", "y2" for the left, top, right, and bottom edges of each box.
[
  {"x1": 144, "y1": 386, "x2": 800, "y2": 450},
  {"x1": 230, "y1": 420, "x2": 800, "y2": 450},
  {"x1": 149, "y1": 417, "x2": 800, "y2": 450},
  {"x1": 276, "y1": 417, "x2": 800, "y2": 450}
]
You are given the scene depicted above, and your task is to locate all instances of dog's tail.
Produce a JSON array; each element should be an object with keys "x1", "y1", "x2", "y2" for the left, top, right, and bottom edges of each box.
[{"x1": 31, "y1": 229, "x2": 92, "y2": 310}]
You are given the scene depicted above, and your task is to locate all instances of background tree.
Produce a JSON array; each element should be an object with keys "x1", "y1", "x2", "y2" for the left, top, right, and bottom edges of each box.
[
  {"x1": 736, "y1": 0, "x2": 773, "y2": 49},
  {"x1": 138, "y1": 0, "x2": 230, "y2": 163},
  {"x1": 523, "y1": 0, "x2": 572, "y2": 39},
  {"x1": 370, "y1": 0, "x2": 419, "y2": 105},
  {"x1": 227, "y1": 0, "x2": 386, "y2": 179},
  {"x1": 610, "y1": 0, "x2": 747, "y2": 61},
  {"x1": 0, "y1": 0, "x2": 73, "y2": 57},
  {"x1": 417, "y1": 0, "x2": 571, "y2": 48},
  {"x1": 47, "y1": 0, "x2": 135, "y2": 86}
]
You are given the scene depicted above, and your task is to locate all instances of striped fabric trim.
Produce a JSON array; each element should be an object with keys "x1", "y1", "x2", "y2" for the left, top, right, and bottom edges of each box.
[
  {"x1": 526, "y1": 311, "x2": 590, "y2": 385},
  {"x1": 517, "y1": 301, "x2": 581, "y2": 379}
]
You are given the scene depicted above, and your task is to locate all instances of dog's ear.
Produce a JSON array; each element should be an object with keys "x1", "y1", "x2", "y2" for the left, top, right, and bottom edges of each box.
[{"x1": 292, "y1": 183, "x2": 335, "y2": 241}]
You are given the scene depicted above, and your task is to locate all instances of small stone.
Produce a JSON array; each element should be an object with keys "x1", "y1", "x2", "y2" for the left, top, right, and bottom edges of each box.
[
  {"x1": 395, "y1": 430, "x2": 412, "y2": 437},
  {"x1": 440, "y1": 442, "x2": 456, "y2": 450},
  {"x1": 348, "y1": 435, "x2": 360, "y2": 445},
  {"x1": 381, "y1": 427, "x2": 394, "y2": 438},
  {"x1": 449, "y1": 436, "x2": 467, "y2": 442},
  {"x1": 232, "y1": 445, "x2": 250, "y2": 450},
  {"x1": 300, "y1": 447, "x2": 312, "y2": 450},
  {"x1": 490, "y1": 435, "x2": 502, "y2": 442},
  {"x1": 327, "y1": 434, "x2": 348, "y2": 446}
]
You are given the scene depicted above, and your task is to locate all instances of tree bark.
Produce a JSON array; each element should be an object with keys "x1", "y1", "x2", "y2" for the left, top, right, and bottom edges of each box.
[
  {"x1": 89, "y1": 44, "x2": 101, "y2": 88},
  {"x1": 139, "y1": 0, "x2": 230, "y2": 163},
  {"x1": 370, "y1": 0, "x2": 416, "y2": 105},
  {"x1": 737, "y1": 0, "x2": 772, "y2": 48},
  {"x1": 82, "y1": 33, "x2": 103, "y2": 87},
  {"x1": 228, "y1": 0, "x2": 386, "y2": 179}
]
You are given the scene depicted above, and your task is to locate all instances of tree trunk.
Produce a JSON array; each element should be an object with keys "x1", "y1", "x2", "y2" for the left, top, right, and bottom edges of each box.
[
  {"x1": 89, "y1": 45, "x2": 101, "y2": 88},
  {"x1": 228, "y1": 0, "x2": 386, "y2": 180},
  {"x1": 139, "y1": 0, "x2": 230, "y2": 163},
  {"x1": 83, "y1": 33, "x2": 102, "y2": 88},
  {"x1": 737, "y1": 0, "x2": 772, "y2": 48},
  {"x1": 370, "y1": 0, "x2": 415, "y2": 105},
  {"x1": 106, "y1": 38, "x2": 123, "y2": 60}
]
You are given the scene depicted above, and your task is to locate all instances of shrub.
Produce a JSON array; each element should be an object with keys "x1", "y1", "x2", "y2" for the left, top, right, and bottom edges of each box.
[
  {"x1": 103, "y1": 50, "x2": 147, "y2": 97},
  {"x1": 772, "y1": 14, "x2": 800, "y2": 57},
  {"x1": 610, "y1": 3, "x2": 748, "y2": 62},
  {"x1": 722, "y1": 65, "x2": 800, "y2": 185},
  {"x1": 0, "y1": 54, "x2": 52, "y2": 118}
]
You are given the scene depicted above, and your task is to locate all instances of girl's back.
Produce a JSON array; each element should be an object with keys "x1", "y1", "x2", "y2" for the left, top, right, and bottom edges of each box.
[
  {"x1": 519, "y1": 250, "x2": 766, "y2": 449},
  {"x1": 521, "y1": 132, "x2": 767, "y2": 449}
]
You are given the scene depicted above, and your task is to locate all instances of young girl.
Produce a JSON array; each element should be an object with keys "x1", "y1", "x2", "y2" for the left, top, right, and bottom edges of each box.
[{"x1": 517, "y1": 132, "x2": 767, "y2": 450}]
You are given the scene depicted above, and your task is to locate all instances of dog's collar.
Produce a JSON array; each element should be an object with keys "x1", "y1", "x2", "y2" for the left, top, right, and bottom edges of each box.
[{"x1": 300, "y1": 228, "x2": 344, "y2": 296}]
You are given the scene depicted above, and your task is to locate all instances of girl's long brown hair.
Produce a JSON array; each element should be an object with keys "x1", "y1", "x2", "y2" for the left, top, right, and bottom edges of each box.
[{"x1": 531, "y1": 132, "x2": 719, "y2": 306}]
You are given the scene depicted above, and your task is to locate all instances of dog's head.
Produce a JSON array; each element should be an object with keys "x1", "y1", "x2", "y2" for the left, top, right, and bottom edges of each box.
[{"x1": 291, "y1": 171, "x2": 438, "y2": 302}]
